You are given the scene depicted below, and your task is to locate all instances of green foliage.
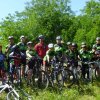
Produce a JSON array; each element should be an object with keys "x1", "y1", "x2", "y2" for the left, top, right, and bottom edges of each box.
[{"x1": 0, "y1": 0, "x2": 100, "y2": 49}]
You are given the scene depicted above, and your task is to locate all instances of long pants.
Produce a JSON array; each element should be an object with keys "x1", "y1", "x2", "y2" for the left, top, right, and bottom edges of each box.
[{"x1": 82, "y1": 64, "x2": 89, "y2": 79}]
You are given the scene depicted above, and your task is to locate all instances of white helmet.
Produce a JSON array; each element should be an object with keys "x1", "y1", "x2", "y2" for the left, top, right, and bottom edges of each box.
[{"x1": 48, "y1": 43, "x2": 54, "y2": 48}]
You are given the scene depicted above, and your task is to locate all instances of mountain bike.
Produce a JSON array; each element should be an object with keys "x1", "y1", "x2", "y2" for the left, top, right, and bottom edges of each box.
[{"x1": 26, "y1": 57, "x2": 49, "y2": 90}]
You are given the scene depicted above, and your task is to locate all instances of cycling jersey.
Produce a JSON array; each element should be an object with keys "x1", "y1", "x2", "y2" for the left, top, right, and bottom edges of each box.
[
  {"x1": 54, "y1": 43, "x2": 65, "y2": 56},
  {"x1": 34, "y1": 43, "x2": 48, "y2": 59},
  {"x1": 5, "y1": 44, "x2": 15, "y2": 55},
  {"x1": 43, "y1": 49, "x2": 55, "y2": 62},
  {"x1": 0, "y1": 53, "x2": 5, "y2": 69},
  {"x1": 79, "y1": 51, "x2": 91, "y2": 62},
  {"x1": 66, "y1": 49, "x2": 78, "y2": 61},
  {"x1": 17, "y1": 42, "x2": 27, "y2": 54},
  {"x1": 0, "y1": 53, "x2": 5, "y2": 62},
  {"x1": 93, "y1": 44, "x2": 100, "y2": 50},
  {"x1": 9, "y1": 52, "x2": 24, "y2": 67},
  {"x1": 26, "y1": 49, "x2": 37, "y2": 60}
]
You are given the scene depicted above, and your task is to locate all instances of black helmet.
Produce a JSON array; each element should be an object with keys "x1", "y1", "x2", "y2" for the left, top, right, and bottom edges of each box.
[
  {"x1": 66, "y1": 42, "x2": 71, "y2": 45},
  {"x1": 27, "y1": 41, "x2": 33, "y2": 45},
  {"x1": 38, "y1": 35, "x2": 44, "y2": 39},
  {"x1": 96, "y1": 37, "x2": 100, "y2": 41},
  {"x1": 8, "y1": 36, "x2": 14, "y2": 39},
  {"x1": 81, "y1": 42, "x2": 86, "y2": 45},
  {"x1": 56, "y1": 36, "x2": 62, "y2": 40},
  {"x1": 12, "y1": 45, "x2": 19, "y2": 51},
  {"x1": 72, "y1": 43, "x2": 77, "y2": 47}
]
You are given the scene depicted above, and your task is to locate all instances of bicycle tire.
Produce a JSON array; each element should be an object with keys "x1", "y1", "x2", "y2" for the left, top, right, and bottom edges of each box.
[
  {"x1": 32, "y1": 70, "x2": 49, "y2": 90},
  {"x1": 95, "y1": 67, "x2": 100, "y2": 80},
  {"x1": 37, "y1": 70, "x2": 49, "y2": 89},
  {"x1": 63, "y1": 69, "x2": 75, "y2": 87},
  {"x1": 6, "y1": 90, "x2": 20, "y2": 100},
  {"x1": 56, "y1": 70, "x2": 64, "y2": 89}
]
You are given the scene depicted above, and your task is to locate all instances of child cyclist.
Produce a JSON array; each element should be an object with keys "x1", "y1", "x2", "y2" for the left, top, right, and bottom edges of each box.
[
  {"x1": 26, "y1": 41, "x2": 40, "y2": 85},
  {"x1": 0, "y1": 45, "x2": 6, "y2": 84},
  {"x1": 43, "y1": 43, "x2": 55, "y2": 72}
]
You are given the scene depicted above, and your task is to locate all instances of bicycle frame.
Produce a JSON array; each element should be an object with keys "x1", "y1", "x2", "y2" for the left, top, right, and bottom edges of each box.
[{"x1": 0, "y1": 84, "x2": 19, "y2": 99}]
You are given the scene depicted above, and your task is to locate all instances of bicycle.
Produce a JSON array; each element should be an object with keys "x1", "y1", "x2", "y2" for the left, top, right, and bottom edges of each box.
[
  {"x1": 80, "y1": 61, "x2": 96, "y2": 83},
  {"x1": 26, "y1": 57, "x2": 49, "y2": 90},
  {"x1": 94, "y1": 59, "x2": 100, "y2": 80},
  {"x1": 0, "y1": 83, "x2": 19, "y2": 100},
  {"x1": 0, "y1": 82, "x2": 33, "y2": 100},
  {"x1": 45, "y1": 56, "x2": 64, "y2": 90},
  {"x1": 8, "y1": 56, "x2": 23, "y2": 86},
  {"x1": 65, "y1": 59, "x2": 81, "y2": 85}
]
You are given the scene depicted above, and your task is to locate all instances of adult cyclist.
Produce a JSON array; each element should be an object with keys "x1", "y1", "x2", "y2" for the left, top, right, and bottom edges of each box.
[
  {"x1": 34, "y1": 35, "x2": 48, "y2": 65},
  {"x1": 17, "y1": 35, "x2": 27, "y2": 76},
  {"x1": 54, "y1": 36, "x2": 66, "y2": 63},
  {"x1": 5, "y1": 36, "x2": 15, "y2": 73},
  {"x1": 26, "y1": 41, "x2": 39, "y2": 85},
  {"x1": 92, "y1": 37, "x2": 100, "y2": 77},
  {"x1": 9, "y1": 45, "x2": 24, "y2": 83}
]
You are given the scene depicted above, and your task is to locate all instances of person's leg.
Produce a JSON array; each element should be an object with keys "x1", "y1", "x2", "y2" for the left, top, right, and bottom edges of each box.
[{"x1": 82, "y1": 64, "x2": 85, "y2": 79}]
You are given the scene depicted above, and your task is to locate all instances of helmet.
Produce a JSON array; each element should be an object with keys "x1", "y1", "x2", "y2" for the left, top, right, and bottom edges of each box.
[
  {"x1": 72, "y1": 43, "x2": 77, "y2": 47},
  {"x1": 81, "y1": 45, "x2": 86, "y2": 48},
  {"x1": 81, "y1": 42, "x2": 86, "y2": 45},
  {"x1": 96, "y1": 37, "x2": 100, "y2": 41},
  {"x1": 56, "y1": 36, "x2": 62, "y2": 40},
  {"x1": 8, "y1": 36, "x2": 14, "y2": 39},
  {"x1": 48, "y1": 43, "x2": 54, "y2": 48},
  {"x1": 92, "y1": 45, "x2": 96, "y2": 49},
  {"x1": 38, "y1": 35, "x2": 44, "y2": 39},
  {"x1": 27, "y1": 41, "x2": 33, "y2": 45},
  {"x1": 66, "y1": 42, "x2": 71, "y2": 45},
  {"x1": 12, "y1": 45, "x2": 19, "y2": 51},
  {"x1": 20, "y1": 35, "x2": 25, "y2": 39}
]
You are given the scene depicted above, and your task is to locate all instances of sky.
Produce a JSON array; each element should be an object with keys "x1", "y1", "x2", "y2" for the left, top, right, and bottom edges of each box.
[{"x1": 0, "y1": 0, "x2": 89, "y2": 22}]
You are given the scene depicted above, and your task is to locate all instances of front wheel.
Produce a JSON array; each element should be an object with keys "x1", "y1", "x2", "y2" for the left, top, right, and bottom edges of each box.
[
  {"x1": 95, "y1": 67, "x2": 100, "y2": 80},
  {"x1": 6, "y1": 90, "x2": 19, "y2": 100},
  {"x1": 57, "y1": 70, "x2": 64, "y2": 89},
  {"x1": 63, "y1": 69, "x2": 75, "y2": 87},
  {"x1": 35, "y1": 70, "x2": 49, "y2": 90}
]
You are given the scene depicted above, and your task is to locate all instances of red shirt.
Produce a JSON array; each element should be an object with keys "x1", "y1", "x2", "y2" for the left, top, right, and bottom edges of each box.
[{"x1": 34, "y1": 42, "x2": 48, "y2": 59}]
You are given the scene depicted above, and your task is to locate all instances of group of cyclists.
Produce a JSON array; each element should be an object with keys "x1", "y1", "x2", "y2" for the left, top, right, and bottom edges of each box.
[{"x1": 0, "y1": 34, "x2": 100, "y2": 86}]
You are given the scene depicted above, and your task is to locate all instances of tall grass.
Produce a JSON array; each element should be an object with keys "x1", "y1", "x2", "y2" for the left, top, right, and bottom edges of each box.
[{"x1": 0, "y1": 80, "x2": 100, "y2": 100}]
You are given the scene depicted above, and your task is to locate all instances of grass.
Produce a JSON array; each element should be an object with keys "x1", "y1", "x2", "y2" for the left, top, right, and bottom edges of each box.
[{"x1": 0, "y1": 80, "x2": 100, "y2": 100}]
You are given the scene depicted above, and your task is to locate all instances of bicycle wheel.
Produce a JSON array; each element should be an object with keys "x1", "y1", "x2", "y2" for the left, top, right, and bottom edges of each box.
[
  {"x1": 95, "y1": 67, "x2": 100, "y2": 80},
  {"x1": 63, "y1": 69, "x2": 75, "y2": 87},
  {"x1": 35, "y1": 70, "x2": 49, "y2": 90},
  {"x1": 57, "y1": 70, "x2": 64, "y2": 89},
  {"x1": 6, "y1": 90, "x2": 20, "y2": 100}
]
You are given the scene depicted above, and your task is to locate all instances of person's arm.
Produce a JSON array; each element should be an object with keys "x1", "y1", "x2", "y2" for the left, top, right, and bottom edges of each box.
[
  {"x1": 26, "y1": 50, "x2": 32, "y2": 59},
  {"x1": 5, "y1": 45, "x2": 10, "y2": 55}
]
